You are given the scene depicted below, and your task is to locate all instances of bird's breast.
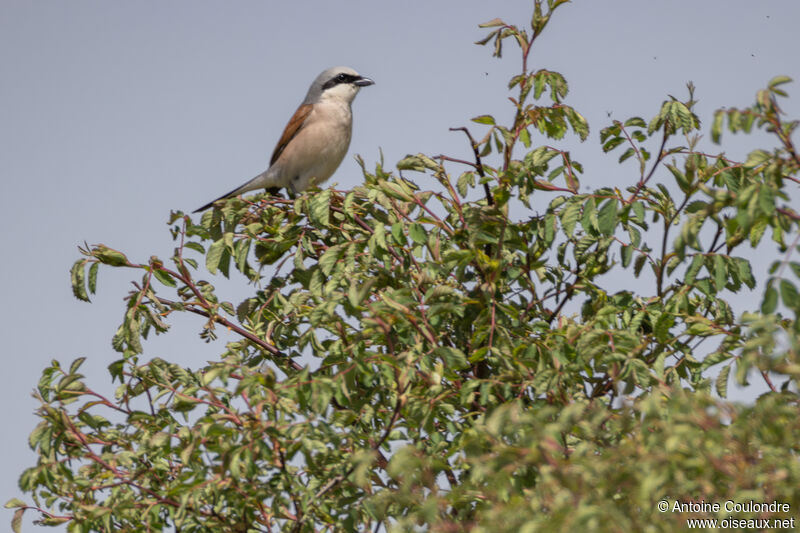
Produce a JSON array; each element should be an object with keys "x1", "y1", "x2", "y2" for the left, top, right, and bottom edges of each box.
[{"x1": 282, "y1": 102, "x2": 353, "y2": 190}]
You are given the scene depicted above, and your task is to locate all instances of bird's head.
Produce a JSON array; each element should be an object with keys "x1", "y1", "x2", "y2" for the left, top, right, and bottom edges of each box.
[{"x1": 304, "y1": 66, "x2": 374, "y2": 105}]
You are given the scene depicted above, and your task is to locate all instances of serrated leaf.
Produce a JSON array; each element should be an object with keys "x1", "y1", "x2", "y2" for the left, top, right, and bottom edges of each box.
[
  {"x1": 396, "y1": 154, "x2": 439, "y2": 172},
  {"x1": 757, "y1": 186, "x2": 775, "y2": 216},
  {"x1": 685, "y1": 254, "x2": 704, "y2": 285},
  {"x1": 152, "y1": 268, "x2": 177, "y2": 287},
  {"x1": 319, "y1": 245, "x2": 345, "y2": 276},
  {"x1": 686, "y1": 320, "x2": 715, "y2": 336},
  {"x1": 580, "y1": 197, "x2": 598, "y2": 234},
  {"x1": 408, "y1": 223, "x2": 427, "y2": 245},
  {"x1": 348, "y1": 279, "x2": 375, "y2": 308},
  {"x1": 70, "y1": 259, "x2": 89, "y2": 302},
  {"x1": 735, "y1": 258, "x2": 755, "y2": 289},
  {"x1": 560, "y1": 201, "x2": 581, "y2": 236},
  {"x1": 715, "y1": 364, "x2": 731, "y2": 398},
  {"x1": 435, "y1": 346, "x2": 470, "y2": 371},
  {"x1": 624, "y1": 117, "x2": 646, "y2": 128},
  {"x1": 88, "y1": 262, "x2": 99, "y2": 295},
  {"x1": 713, "y1": 254, "x2": 726, "y2": 292},
  {"x1": 744, "y1": 149, "x2": 770, "y2": 168},
  {"x1": 149, "y1": 431, "x2": 171, "y2": 448},
  {"x1": 184, "y1": 241, "x2": 205, "y2": 254},
  {"x1": 201, "y1": 366, "x2": 224, "y2": 386},
  {"x1": 309, "y1": 188, "x2": 332, "y2": 227},
  {"x1": 93, "y1": 244, "x2": 128, "y2": 266},
  {"x1": 597, "y1": 199, "x2": 618, "y2": 236},
  {"x1": 654, "y1": 313, "x2": 674, "y2": 343},
  {"x1": 205, "y1": 239, "x2": 226, "y2": 275},
  {"x1": 456, "y1": 171, "x2": 475, "y2": 197}
]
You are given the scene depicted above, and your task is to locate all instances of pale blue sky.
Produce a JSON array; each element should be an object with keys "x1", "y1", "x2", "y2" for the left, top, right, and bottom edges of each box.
[{"x1": 2, "y1": 1, "x2": 798, "y2": 529}]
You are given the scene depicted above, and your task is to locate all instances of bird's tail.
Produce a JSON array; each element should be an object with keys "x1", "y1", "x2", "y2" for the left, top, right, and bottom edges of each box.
[{"x1": 193, "y1": 172, "x2": 281, "y2": 213}]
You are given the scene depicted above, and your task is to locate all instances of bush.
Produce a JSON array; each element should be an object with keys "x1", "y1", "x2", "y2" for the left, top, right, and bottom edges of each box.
[{"x1": 8, "y1": 1, "x2": 800, "y2": 531}]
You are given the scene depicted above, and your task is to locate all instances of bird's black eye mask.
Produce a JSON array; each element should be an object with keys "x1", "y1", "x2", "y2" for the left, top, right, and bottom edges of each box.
[{"x1": 322, "y1": 73, "x2": 361, "y2": 91}]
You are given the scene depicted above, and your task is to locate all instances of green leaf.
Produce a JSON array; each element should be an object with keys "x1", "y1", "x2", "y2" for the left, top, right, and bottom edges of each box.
[
  {"x1": 70, "y1": 259, "x2": 90, "y2": 302},
  {"x1": 68, "y1": 357, "x2": 86, "y2": 375},
  {"x1": 715, "y1": 364, "x2": 731, "y2": 398},
  {"x1": 685, "y1": 254, "x2": 704, "y2": 285},
  {"x1": 519, "y1": 127, "x2": 532, "y2": 148},
  {"x1": 435, "y1": 346, "x2": 470, "y2": 371},
  {"x1": 632, "y1": 201, "x2": 645, "y2": 224},
  {"x1": 713, "y1": 254, "x2": 726, "y2": 292},
  {"x1": 87, "y1": 262, "x2": 99, "y2": 295},
  {"x1": 711, "y1": 110, "x2": 724, "y2": 144},
  {"x1": 621, "y1": 244, "x2": 633, "y2": 268},
  {"x1": 686, "y1": 321, "x2": 715, "y2": 337},
  {"x1": 408, "y1": 223, "x2": 427, "y2": 245},
  {"x1": 744, "y1": 150, "x2": 770, "y2": 168},
  {"x1": 560, "y1": 201, "x2": 581, "y2": 236},
  {"x1": 624, "y1": 117, "x2": 646, "y2": 128},
  {"x1": 309, "y1": 188, "x2": 332, "y2": 227},
  {"x1": 184, "y1": 241, "x2": 205, "y2": 255},
  {"x1": 152, "y1": 268, "x2": 177, "y2": 288},
  {"x1": 618, "y1": 147, "x2": 636, "y2": 164},
  {"x1": 634, "y1": 253, "x2": 648, "y2": 277},
  {"x1": 790, "y1": 261, "x2": 800, "y2": 280},
  {"x1": 472, "y1": 115, "x2": 496, "y2": 125},
  {"x1": 768, "y1": 75, "x2": 793, "y2": 89},
  {"x1": 457, "y1": 171, "x2": 475, "y2": 197},
  {"x1": 735, "y1": 258, "x2": 755, "y2": 290},
  {"x1": 93, "y1": 244, "x2": 128, "y2": 266},
  {"x1": 205, "y1": 239, "x2": 227, "y2": 275},
  {"x1": 348, "y1": 279, "x2": 375, "y2": 308},
  {"x1": 4, "y1": 499, "x2": 26, "y2": 509},
  {"x1": 666, "y1": 164, "x2": 689, "y2": 192},
  {"x1": 779, "y1": 279, "x2": 799, "y2": 309},
  {"x1": 11, "y1": 508, "x2": 23, "y2": 533},
  {"x1": 478, "y1": 17, "x2": 506, "y2": 28},
  {"x1": 654, "y1": 313, "x2": 674, "y2": 343},
  {"x1": 396, "y1": 154, "x2": 440, "y2": 172},
  {"x1": 319, "y1": 244, "x2": 345, "y2": 276},
  {"x1": 580, "y1": 197, "x2": 598, "y2": 234},
  {"x1": 597, "y1": 199, "x2": 618, "y2": 236},
  {"x1": 757, "y1": 186, "x2": 775, "y2": 216},
  {"x1": 762, "y1": 284, "x2": 778, "y2": 314}
]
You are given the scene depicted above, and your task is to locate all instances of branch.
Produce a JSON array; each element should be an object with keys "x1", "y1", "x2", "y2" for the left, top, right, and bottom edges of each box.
[
  {"x1": 450, "y1": 126, "x2": 494, "y2": 206},
  {"x1": 626, "y1": 127, "x2": 669, "y2": 205},
  {"x1": 144, "y1": 290, "x2": 302, "y2": 372}
]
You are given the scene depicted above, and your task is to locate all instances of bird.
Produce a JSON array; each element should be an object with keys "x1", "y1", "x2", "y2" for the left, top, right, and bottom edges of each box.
[{"x1": 193, "y1": 66, "x2": 374, "y2": 213}]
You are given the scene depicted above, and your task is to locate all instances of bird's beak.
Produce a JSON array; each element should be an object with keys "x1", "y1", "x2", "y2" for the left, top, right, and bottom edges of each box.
[{"x1": 354, "y1": 76, "x2": 375, "y2": 87}]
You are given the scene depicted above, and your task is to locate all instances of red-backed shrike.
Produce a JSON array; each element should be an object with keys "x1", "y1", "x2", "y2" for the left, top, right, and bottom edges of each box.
[{"x1": 194, "y1": 66, "x2": 374, "y2": 212}]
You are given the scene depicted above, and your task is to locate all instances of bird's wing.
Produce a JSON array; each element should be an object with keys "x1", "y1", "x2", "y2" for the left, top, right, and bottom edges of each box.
[{"x1": 270, "y1": 103, "x2": 314, "y2": 166}]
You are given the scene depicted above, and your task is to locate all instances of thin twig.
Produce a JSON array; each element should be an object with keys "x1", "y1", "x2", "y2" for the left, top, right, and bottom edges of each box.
[
  {"x1": 144, "y1": 290, "x2": 302, "y2": 372},
  {"x1": 450, "y1": 126, "x2": 494, "y2": 206}
]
